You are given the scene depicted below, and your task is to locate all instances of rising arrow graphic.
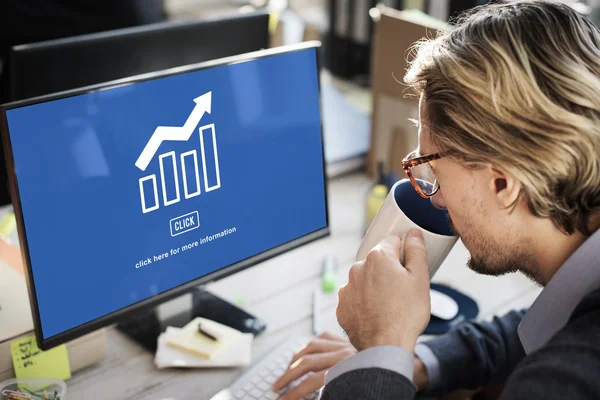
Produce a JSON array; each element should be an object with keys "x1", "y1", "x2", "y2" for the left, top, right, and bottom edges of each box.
[{"x1": 135, "y1": 91, "x2": 212, "y2": 171}]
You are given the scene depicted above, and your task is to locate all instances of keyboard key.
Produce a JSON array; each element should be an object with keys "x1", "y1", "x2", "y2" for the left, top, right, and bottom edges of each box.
[
  {"x1": 258, "y1": 382, "x2": 271, "y2": 391},
  {"x1": 243, "y1": 383, "x2": 253, "y2": 392},
  {"x1": 251, "y1": 376, "x2": 261, "y2": 384},
  {"x1": 260, "y1": 368, "x2": 277, "y2": 381},
  {"x1": 234, "y1": 390, "x2": 246, "y2": 399},
  {"x1": 265, "y1": 374, "x2": 277, "y2": 384},
  {"x1": 265, "y1": 391, "x2": 280, "y2": 400},
  {"x1": 249, "y1": 388, "x2": 263, "y2": 398}
]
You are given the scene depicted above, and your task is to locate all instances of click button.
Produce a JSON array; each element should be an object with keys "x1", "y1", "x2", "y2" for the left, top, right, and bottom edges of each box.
[{"x1": 170, "y1": 211, "x2": 199, "y2": 237}]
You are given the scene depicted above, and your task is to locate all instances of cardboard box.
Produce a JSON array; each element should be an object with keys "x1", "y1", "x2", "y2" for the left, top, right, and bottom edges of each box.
[{"x1": 367, "y1": 6, "x2": 449, "y2": 177}]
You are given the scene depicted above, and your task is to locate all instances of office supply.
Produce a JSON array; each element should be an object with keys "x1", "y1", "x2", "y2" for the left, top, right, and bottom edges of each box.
[
  {"x1": 0, "y1": 213, "x2": 16, "y2": 240},
  {"x1": 7, "y1": 11, "x2": 270, "y2": 102},
  {"x1": 198, "y1": 323, "x2": 219, "y2": 341},
  {"x1": 10, "y1": 336, "x2": 70, "y2": 381},
  {"x1": 424, "y1": 283, "x2": 479, "y2": 335},
  {"x1": 0, "y1": 42, "x2": 329, "y2": 351},
  {"x1": 430, "y1": 289, "x2": 459, "y2": 320},
  {"x1": 1, "y1": 330, "x2": 105, "y2": 383},
  {"x1": 0, "y1": 378, "x2": 66, "y2": 400},
  {"x1": 312, "y1": 289, "x2": 321, "y2": 336},
  {"x1": 234, "y1": 298, "x2": 246, "y2": 306},
  {"x1": 209, "y1": 335, "x2": 318, "y2": 400},
  {"x1": 167, "y1": 318, "x2": 244, "y2": 359},
  {"x1": 155, "y1": 327, "x2": 252, "y2": 369},
  {"x1": 321, "y1": 254, "x2": 338, "y2": 293}
]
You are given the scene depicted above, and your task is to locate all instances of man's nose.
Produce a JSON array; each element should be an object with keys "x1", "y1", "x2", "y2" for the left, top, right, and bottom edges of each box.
[{"x1": 431, "y1": 190, "x2": 447, "y2": 210}]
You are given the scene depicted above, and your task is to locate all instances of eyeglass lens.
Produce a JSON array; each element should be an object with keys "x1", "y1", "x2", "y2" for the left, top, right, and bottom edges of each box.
[{"x1": 410, "y1": 162, "x2": 439, "y2": 195}]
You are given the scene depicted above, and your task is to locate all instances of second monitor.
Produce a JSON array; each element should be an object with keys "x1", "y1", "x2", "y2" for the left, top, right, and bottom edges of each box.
[{"x1": 8, "y1": 10, "x2": 271, "y2": 102}]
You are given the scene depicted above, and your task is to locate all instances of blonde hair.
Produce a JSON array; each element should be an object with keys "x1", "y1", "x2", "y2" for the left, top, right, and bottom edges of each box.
[{"x1": 405, "y1": 0, "x2": 600, "y2": 235}]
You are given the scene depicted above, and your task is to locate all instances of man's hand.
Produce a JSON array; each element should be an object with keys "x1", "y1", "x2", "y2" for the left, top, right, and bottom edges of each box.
[
  {"x1": 336, "y1": 229, "x2": 431, "y2": 352},
  {"x1": 273, "y1": 332, "x2": 356, "y2": 400}
]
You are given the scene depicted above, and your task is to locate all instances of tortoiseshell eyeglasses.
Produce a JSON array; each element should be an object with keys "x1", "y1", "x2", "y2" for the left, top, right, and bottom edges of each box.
[{"x1": 401, "y1": 150, "x2": 443, "y2": 198}]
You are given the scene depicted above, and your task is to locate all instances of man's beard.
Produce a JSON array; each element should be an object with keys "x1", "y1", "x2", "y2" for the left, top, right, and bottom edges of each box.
[{"x1": 446, "y1": 214, "x2": 541, "y2": 284}]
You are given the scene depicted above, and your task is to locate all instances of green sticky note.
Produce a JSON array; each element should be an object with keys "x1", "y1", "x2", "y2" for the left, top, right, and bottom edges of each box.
[{"x1": 11, "y1": 335, "x2": 71, "y2": 381}]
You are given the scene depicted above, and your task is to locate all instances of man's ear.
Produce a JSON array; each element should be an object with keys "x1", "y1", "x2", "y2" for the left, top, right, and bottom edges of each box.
[{"x1": 489, "y1": 166, "x2": 521, "y2": 208}]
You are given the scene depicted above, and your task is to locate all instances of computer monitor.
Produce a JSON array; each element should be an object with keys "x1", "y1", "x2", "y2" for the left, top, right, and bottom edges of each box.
[
  {"x1": 0, "y1": 41, "x2": 329, "y2": 350},
  {"x1": 8, "y1": 10, "x2": 270, "y2": 102}
]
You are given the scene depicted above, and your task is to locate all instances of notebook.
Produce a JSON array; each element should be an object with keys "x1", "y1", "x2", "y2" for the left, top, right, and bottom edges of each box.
[
  {"x1": 166, "y1": 317, "x2": 245, "y2": 359},
  {"x1": 155, "y1": 326, "x2": 252, "y2": 369}
]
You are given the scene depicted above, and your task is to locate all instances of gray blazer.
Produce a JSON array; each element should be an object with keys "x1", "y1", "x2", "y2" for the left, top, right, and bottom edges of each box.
[{"x1": 319, "y1": 288, "x2": 600, "y2": 399}]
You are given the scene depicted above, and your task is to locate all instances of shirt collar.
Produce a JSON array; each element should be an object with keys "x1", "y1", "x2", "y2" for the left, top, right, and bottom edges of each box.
[{"x1": 518, "y1": 228, "x2": 600, "y2": 354}]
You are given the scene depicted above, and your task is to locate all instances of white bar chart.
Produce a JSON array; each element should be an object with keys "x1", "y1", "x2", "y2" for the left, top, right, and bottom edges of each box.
[{"x1": 138, "y1": 123, "x2": 221, "y2": 213}]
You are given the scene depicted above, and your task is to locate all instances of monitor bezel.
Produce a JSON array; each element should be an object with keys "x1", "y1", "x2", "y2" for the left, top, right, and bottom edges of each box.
[{"x1": 0, "y1": 41, "x2": 330, "y2": 350}]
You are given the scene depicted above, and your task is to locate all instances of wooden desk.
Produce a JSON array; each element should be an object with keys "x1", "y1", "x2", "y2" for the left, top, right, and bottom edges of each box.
[{"x1": 66, "y1": 172, "x2": 540, "y2": 399}]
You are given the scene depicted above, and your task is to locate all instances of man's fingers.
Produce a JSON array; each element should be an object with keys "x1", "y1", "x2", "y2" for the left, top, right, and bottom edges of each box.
[
  {"x1": 369, "y1": 235, "x2": 404, "y2": 262},
  {"x1": 273, "y1": 353, "x2": 341, "y2": 391},
  {"x1": 280, "y1": 370, "x2": 326, "y2": 400},
  {"x1": 403, "y1": 228, "x2": 428, "y2": 278},
  {"x1": 287, "y1": 338, "x2": 349, "y2": 367}
]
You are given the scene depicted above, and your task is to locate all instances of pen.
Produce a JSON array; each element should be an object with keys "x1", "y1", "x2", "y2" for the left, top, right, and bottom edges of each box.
[
  {"x1": 312, "y1": 288, "x2": 321, "y2": 335},
  {"x1": 198, "y1": 323, "x2": 219, "y2": 341}
]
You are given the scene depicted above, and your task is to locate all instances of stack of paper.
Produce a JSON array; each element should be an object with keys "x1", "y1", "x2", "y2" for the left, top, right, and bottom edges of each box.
[{"x1": 154, "y1": 317, "x2": 253, "y2": 369}]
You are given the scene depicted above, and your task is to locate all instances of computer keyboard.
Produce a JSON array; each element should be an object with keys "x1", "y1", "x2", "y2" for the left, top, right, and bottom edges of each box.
[{"x1": 210, "y1": 335, "x2": 320, "y2": 400}]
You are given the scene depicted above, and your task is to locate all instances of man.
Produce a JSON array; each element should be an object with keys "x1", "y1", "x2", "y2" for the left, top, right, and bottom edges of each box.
[{"x1": 273, "y1": 0, "x2": 600, "y2": 398}]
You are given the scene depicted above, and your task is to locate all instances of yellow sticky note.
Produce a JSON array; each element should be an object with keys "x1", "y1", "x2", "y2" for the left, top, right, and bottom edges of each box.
[
  {"x1": 167, "y1": 317, "x2": 243, "y2": 359},
  {"x1": 11, "y1": 335, "x2": 71, "y2": 381},
  {"x1": 269, "y1": 12, "x2": 280, "y2": 36},
  {"x1": 0, "y1": 212, "x2": 16, "y2": 237}
]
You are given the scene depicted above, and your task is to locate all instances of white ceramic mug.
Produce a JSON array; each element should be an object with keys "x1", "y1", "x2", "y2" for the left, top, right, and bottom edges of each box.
[{"x1": 357, "y1": 179, "x2": 458, "y2": 278}]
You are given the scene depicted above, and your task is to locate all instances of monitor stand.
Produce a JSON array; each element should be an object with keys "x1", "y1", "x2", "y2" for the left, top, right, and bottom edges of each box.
[{"x1": 116, "y1": 287, "x2": 266, "y2": 352}]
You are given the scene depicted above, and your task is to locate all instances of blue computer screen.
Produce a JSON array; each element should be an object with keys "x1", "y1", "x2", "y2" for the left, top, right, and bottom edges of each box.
[{"x1": 4, "y1": 47, "x2": 327, "y2": 340}]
